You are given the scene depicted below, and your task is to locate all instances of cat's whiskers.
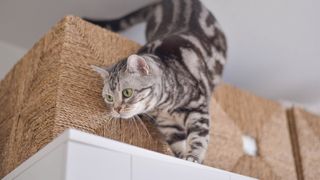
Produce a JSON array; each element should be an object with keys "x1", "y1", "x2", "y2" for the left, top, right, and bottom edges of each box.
[
  {"x1": 132, "y1": 116, "x2": 142, "y2": 137},
  {"x1": 135, "y1": 115, "x2": 152, "y2": 139},
  {"x1": 109, "y1": 117, "x2": 114, "y2": 122},
  {"x1": 104, "y1": 116, "x2": 114, "y2": 123},
  {"x1": 142, "y1": 113, "x2": 156, "y2": 123},
  {"x1": 128, "y1": 117, "x2": 134, "y2": 131}
]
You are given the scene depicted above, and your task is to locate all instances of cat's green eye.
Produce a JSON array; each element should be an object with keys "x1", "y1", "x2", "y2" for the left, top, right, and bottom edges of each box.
[
  {"x1": 122, "y1": 88, "x2": 133, "y2": 98},
  {"x1": 105, "y1": 95, "x2": 113, "y2": 102}
]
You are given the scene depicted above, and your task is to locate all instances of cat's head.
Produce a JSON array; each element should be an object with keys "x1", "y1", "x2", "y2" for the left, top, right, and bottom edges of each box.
[{"x1": 92, "y1": 54, "x2": 161, "y2": 119}]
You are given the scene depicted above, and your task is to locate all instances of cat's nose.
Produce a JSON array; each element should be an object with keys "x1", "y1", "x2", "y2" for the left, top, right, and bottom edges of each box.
[{"x1": 114, "y1": 106, "x2": 122, "y2": 113}]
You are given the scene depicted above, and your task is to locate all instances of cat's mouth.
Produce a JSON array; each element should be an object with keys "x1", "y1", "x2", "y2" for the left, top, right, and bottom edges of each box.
[
  {"x1": 119, "y1": 113, "x2": 134, "y2": 119},
  {"x1": 112, "y1": 106, "x2": 144, "y2": 119},
  {"x1": 112, "y1": 111, "x2": 136, "y2": 119}
]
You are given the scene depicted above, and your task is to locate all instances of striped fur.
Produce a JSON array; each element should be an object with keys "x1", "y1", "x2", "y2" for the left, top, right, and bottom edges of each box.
[{"x1": 89, "y1": 0, "x2": 227, "y2": 163}]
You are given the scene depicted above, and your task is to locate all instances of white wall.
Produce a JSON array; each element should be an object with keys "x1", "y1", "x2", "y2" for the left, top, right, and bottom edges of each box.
[
  {"x1": 0, "y1": 0, "x2": 157, "y2": 49},
  {"x1": 0, "y1": 41, "x2": 26, "y2": 79},
  {"x1": 202, "y1": 0, "x2": 320, "y2": 102},
  {"x1": 202, "y1": 0, "x2": 320, "y2": 114}
]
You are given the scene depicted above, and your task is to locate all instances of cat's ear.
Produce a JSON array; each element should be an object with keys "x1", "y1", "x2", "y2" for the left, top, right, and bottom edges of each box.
[
  {"x1": 91, "y1": 65, "x2": 109, "y2": 79},
  {"x1": 127, "y1": 54, "x2": 149, "y2": 75}
]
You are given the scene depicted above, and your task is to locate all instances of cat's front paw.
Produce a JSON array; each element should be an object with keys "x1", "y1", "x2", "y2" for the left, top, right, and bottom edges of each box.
[{"x1": 182, "y1": 155, "x2": 200, "y2": 163}]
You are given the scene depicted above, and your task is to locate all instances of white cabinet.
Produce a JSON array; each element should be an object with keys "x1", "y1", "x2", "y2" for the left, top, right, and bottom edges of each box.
[{"x1": 4, "y1": 129, "x2": 256, "y2": 180}]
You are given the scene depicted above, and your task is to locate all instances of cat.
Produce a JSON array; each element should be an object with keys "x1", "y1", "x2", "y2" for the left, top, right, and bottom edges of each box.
[{"x1": 87, "y1": 0, "x2": 227, "y2": 163}]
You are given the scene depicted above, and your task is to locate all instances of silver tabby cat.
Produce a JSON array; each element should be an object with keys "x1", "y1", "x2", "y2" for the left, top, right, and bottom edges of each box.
[{"x1": 87, "y1": 0, "x2": 227, "y2": 163}]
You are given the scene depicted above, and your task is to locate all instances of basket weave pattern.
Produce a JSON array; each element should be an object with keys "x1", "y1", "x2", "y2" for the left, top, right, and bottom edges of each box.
[{"x1": 0, "y1": 16, "x2": 319, "y2": 180}]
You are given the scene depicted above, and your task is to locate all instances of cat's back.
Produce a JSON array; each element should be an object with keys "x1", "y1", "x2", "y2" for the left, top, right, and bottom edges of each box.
[
  {"x1": 147, "y1": 0, "x2": 217, "y2": 40},
  {"x1": 141, "y1": 0, "x2": 227, "y2": 92}
]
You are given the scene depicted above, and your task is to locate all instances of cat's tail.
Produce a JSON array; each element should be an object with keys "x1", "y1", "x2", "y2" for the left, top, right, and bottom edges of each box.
[{"x1": 83, "y1": 2, "x2": 160, "y2": 32}]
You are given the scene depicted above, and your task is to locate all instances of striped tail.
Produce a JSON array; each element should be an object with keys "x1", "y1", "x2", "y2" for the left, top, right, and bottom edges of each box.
[{"x1": 83, "y1": 2, "x2": 159, "y2": 32}]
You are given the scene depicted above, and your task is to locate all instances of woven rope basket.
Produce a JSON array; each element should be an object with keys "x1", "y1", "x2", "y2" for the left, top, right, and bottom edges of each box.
[{"x1": 1, "y1": 16, "x2": 319, "y2": 179}]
